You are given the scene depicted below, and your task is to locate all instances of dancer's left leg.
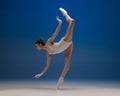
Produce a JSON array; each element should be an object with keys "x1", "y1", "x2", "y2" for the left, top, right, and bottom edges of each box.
[{"x1": 57, "y1": 44, "x2": 73, "y2": 89}]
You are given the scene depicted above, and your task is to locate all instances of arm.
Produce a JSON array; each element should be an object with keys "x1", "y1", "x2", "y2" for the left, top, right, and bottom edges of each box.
[
  {"x1": 48, "y1": 16, "x2": 62, "y2": 42},
  {"x1": 34, "y1": 54, "x2": 51, "y2": 79},
  {"x1": 42, "y1": 54, "x2": 51, "y2": 74}
]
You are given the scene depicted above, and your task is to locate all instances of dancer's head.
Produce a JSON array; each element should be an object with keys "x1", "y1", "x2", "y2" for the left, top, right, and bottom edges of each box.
[{"x1": 35, "y1": 39, "x2": 45, "y2": 50}]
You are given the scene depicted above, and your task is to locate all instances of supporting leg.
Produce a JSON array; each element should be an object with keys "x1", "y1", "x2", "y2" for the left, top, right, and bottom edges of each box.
[{"x1": 57, "y1": 44, "x2": 73, "y2": 89}]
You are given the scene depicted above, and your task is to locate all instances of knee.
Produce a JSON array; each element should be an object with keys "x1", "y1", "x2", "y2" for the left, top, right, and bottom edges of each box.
[{"x1": 66, "y1": 63, "x2": 70, "y2": 71}]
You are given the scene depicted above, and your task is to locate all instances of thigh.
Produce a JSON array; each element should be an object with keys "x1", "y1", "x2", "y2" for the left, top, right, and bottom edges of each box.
[{"x1": 64, "y1": 44, "x2": 73, "y2": 62}]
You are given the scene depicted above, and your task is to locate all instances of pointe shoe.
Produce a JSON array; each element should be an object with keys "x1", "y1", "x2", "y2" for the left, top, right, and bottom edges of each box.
[
  {"x1": 59, "y1": 8, "x2": 73, "y2": 23},
  {"x1": 59, "y1": 8, "x2": 68, "y2": 16},
  {"x1": 57, "y1": 77, "x2": 64, "y2": 89}
]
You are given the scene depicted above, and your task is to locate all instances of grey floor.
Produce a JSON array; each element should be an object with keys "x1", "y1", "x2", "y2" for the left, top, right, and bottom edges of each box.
[{"x1": 0, "y1": 81, "x2": 120, "y2": 96}]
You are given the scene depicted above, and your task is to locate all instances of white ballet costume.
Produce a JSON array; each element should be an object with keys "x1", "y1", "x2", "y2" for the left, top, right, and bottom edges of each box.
[{"x1": 48, "y1": 37, "x2": 72, "y2": 55}]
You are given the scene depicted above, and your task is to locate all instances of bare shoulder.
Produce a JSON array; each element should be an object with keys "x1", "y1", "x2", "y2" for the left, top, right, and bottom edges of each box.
[
  {"x1": 47, "y1": 38, "x2": 52, "y2": 43},
  {"x1": 46, "y1": 38, "x2": 54, "y2": 46}
]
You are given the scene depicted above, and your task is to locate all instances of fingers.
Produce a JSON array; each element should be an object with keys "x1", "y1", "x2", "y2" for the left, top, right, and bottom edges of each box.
[
  {"x1": 34, "y1": 73, "x2": 44, "y2": 79},
  {"x1": 34, "y1": 74, "x2": 41, "y2": 79},
  {"x1": 56, "y1": 16, "x2": 62, "y2": 23}
]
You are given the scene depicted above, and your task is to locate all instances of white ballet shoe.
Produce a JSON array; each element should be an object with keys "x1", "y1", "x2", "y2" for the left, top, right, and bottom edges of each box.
[
  {"x1": 59, "y1": 8, "x2": 68, "y2": 16},
  {"x1": 59, "y1": 8, "x2": 73, "y2": 22},
  {"x1": 57, "y1": 77, "x2": 64, "y2": 89}
]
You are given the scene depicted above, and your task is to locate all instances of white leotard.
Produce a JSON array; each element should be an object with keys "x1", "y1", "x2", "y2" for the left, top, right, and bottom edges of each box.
[{"x1": 48, "y1": 37, "x2": 72, "y2": 55}]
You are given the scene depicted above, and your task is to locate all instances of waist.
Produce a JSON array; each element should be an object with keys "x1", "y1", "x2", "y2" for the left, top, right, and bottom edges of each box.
[{"x1": 48, "y1": 38, "x2": 72, "y2": 55}]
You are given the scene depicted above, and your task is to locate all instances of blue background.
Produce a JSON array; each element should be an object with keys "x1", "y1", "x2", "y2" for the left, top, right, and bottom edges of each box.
[{"x1": 0, "y1": 0, "x2": 120, "y2": 81}]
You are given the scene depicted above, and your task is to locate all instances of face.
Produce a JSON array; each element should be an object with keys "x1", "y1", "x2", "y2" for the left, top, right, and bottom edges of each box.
[{"x1": 35, "y1": 44, "x2": 43, "y2": 50}]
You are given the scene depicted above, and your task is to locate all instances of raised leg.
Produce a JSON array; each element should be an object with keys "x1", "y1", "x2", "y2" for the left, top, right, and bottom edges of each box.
[
  {"x1": 64, "y1": 20, "x2": 74, "y2": 42},
  {"x1": 57, "y1": 44, "x2": 73, "y2": 89},
  {"x1": 59, "y1": 8, "x2": 75, "y2": 42}
]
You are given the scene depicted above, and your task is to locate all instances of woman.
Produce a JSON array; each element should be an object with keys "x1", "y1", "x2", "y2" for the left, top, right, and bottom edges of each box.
[{"x1": 34, "y1": 8, "x2": 75, "y2": 89}]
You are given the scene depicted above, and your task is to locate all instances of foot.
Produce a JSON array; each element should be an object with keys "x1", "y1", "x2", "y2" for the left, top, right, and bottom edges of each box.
[
  {"x1": 57, "y1": 77, "x2": 64, "y2": 89},
  {"x1": 59, "y1": 8, "x2": 68, "y2": 16},
  {"x1": 59, "y1": 7, "x2": 73, "y2": 23}
]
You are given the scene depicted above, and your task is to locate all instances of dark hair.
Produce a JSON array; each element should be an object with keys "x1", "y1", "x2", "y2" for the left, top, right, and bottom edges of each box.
[{"x1": 35, "y1": 38, "x2": 45, "y2": 46}]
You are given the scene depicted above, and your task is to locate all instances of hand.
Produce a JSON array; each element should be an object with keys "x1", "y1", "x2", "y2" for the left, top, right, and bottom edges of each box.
[
  {"x1": 56, "y1": 16, "x2": 62, "y2": 23},
  {"x1": 34, "y1": 73, "x2": 44, "y2": 79}
]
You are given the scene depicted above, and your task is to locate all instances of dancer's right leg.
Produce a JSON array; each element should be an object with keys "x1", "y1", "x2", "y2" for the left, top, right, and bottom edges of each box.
[
  {"x1": 59, "y1": 8, "x2": 73, "y2": 23},
  {"x1": 59, "y1": 8, "x2": 75, "y2": 42}
]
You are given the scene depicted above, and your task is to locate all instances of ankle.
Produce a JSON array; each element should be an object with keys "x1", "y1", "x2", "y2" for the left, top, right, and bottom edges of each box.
[
  {"x1": 60, "y1": 76, "x2": 64, "y2": 79},
  {"x1": 66, "y1": 17, "x2": 74, "y2": 23}
]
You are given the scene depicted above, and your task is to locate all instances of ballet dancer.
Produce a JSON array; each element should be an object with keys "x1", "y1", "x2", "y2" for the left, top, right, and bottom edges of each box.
[{"x1": 34, "y1": 8, "x2": 75, "y2": 89}]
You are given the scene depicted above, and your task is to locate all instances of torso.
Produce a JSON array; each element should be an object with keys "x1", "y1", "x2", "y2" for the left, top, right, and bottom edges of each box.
[
  {"x1": 45, "y1": 40, "x2": 55, "y2": 54},
  {"x1": 46, "y1": 44, "x2": 55, "y2": 54},
  {"x1": 45, "y1": 37, "x2": 72, "y2": 55}
]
